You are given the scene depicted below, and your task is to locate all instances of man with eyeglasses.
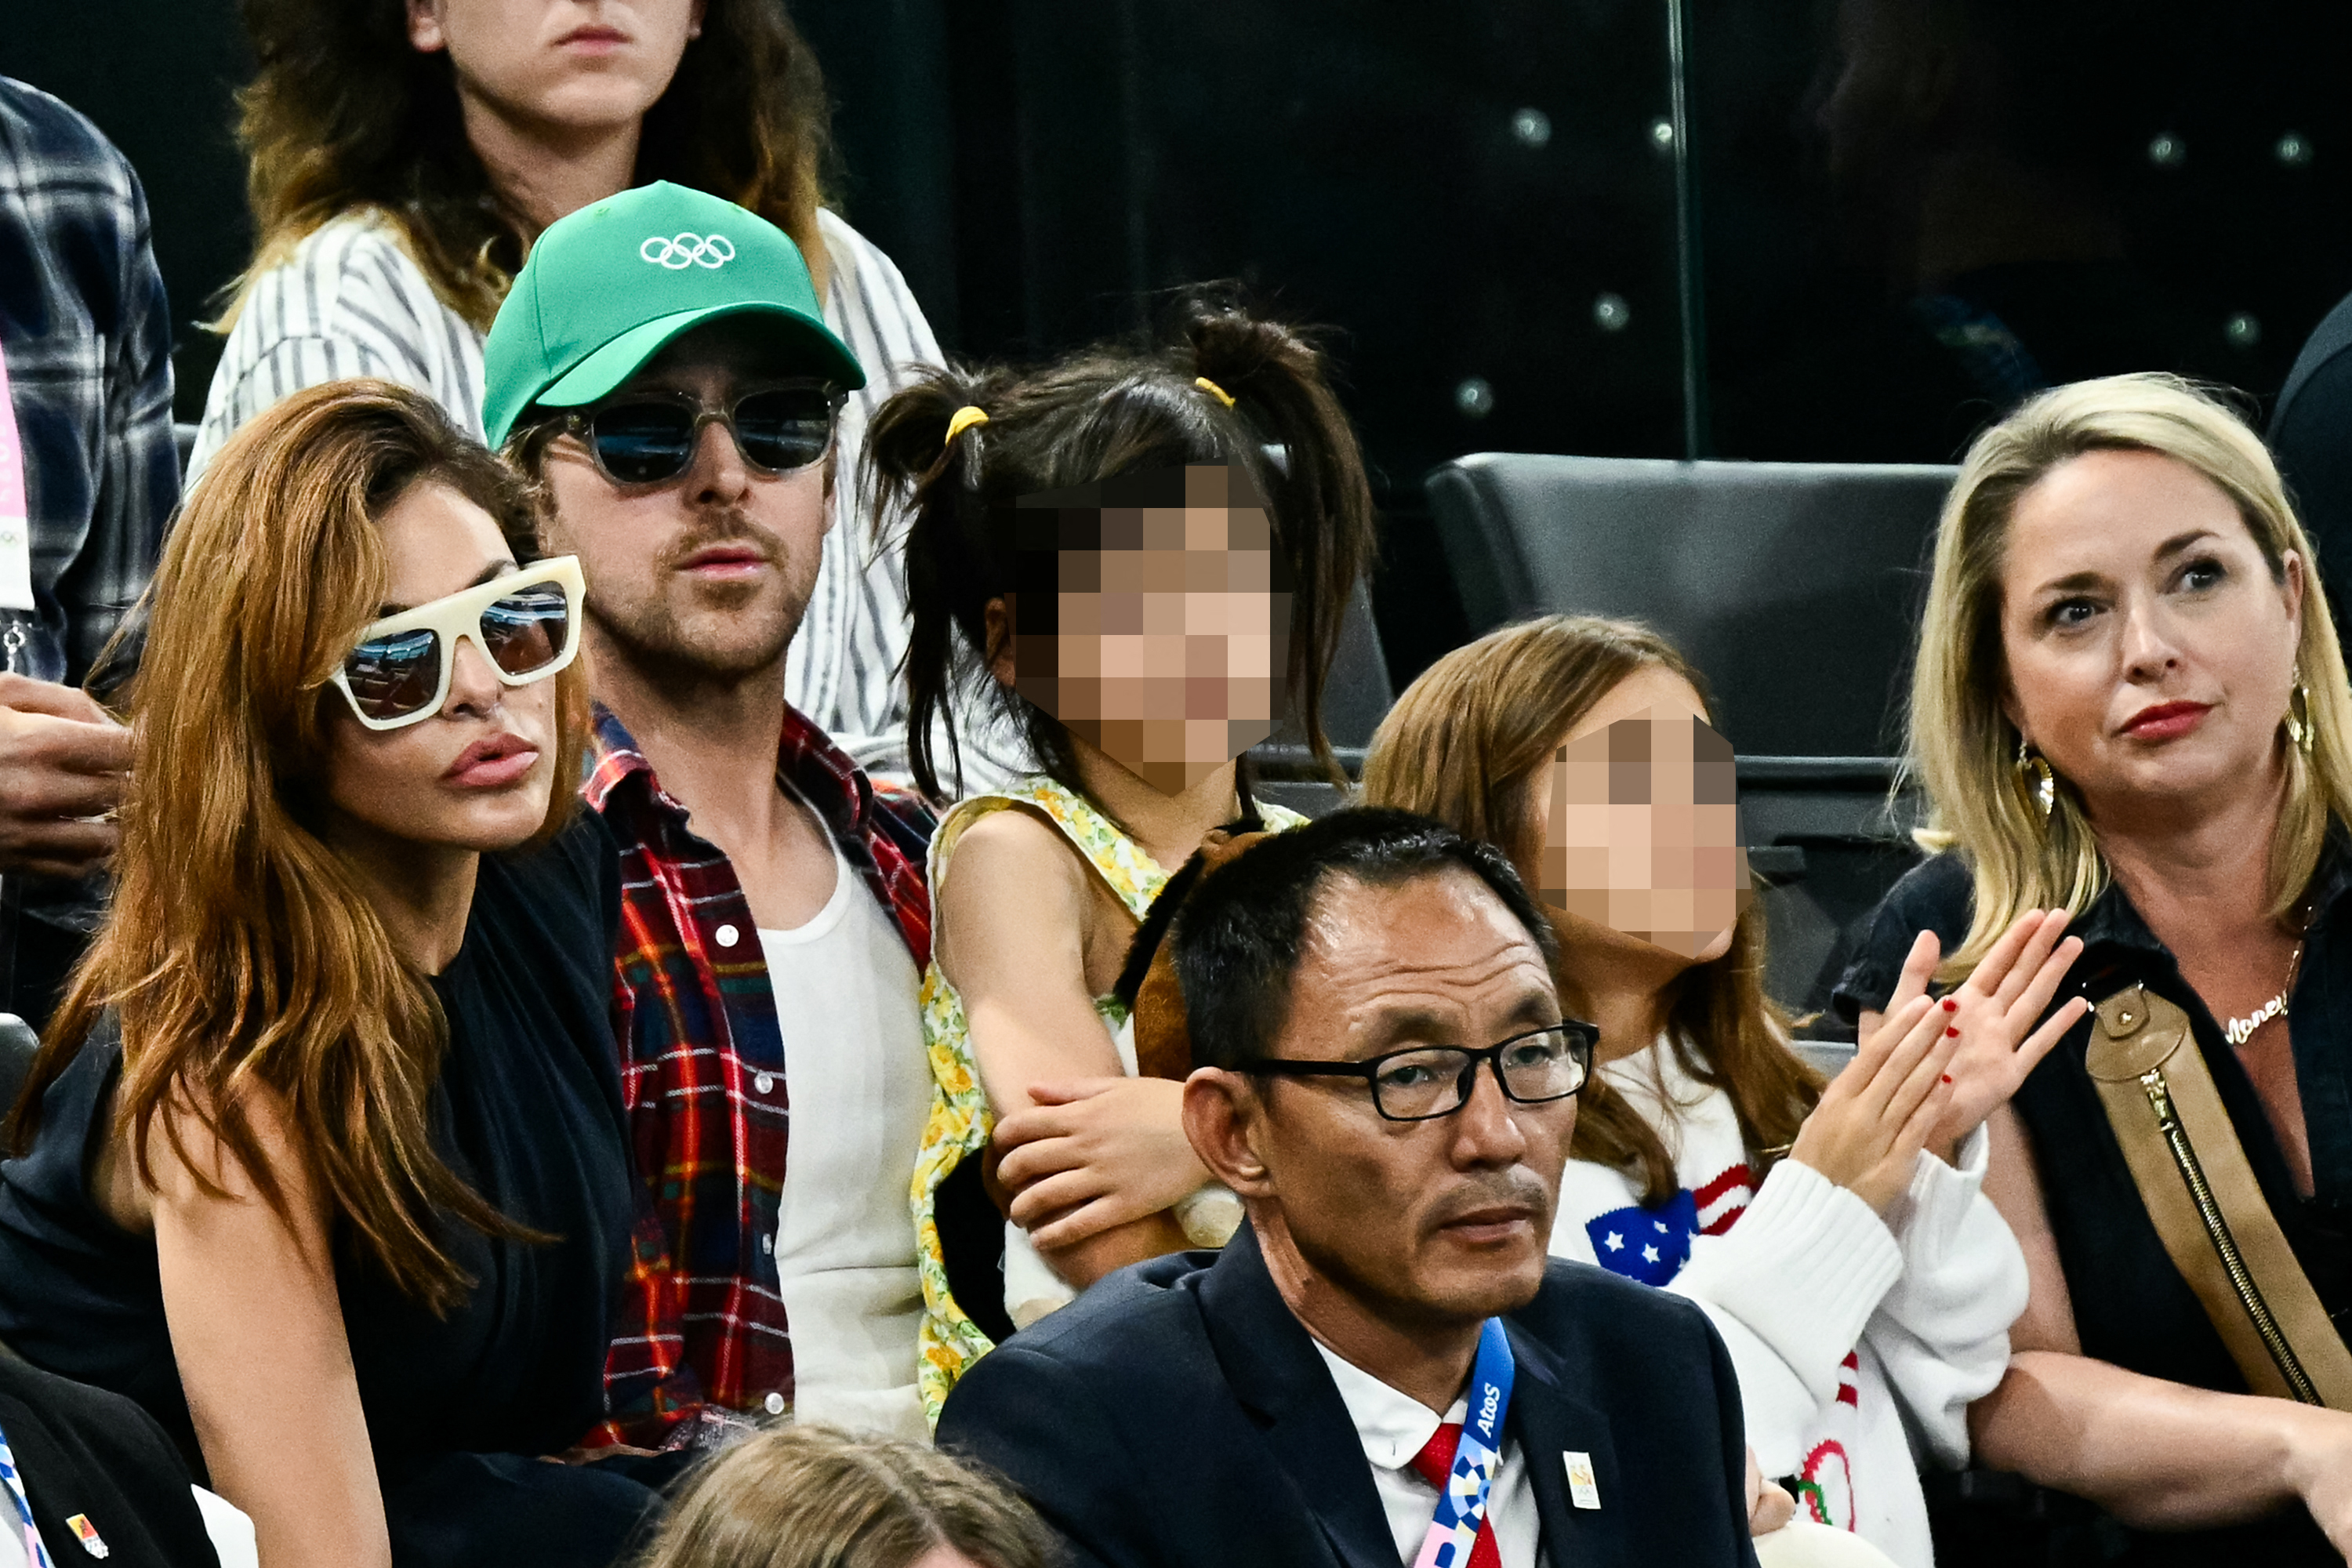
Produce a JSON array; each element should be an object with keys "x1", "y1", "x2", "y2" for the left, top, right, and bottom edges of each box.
[
  {"x1": 937, "y1": 808, "x2": 1766, "y2": 1568},
  {"x1": 482, "y1": 183, "x2": 936, "y2": 1447}
]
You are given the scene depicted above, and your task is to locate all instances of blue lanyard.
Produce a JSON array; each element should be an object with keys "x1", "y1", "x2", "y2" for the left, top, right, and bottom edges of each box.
[
  {"x1": 1411, "y1": 1317, "x2": 1516, "y2": 1568},
  {"x1": 0, "y1": 1423, "x2": 55, "y2": 1568}
]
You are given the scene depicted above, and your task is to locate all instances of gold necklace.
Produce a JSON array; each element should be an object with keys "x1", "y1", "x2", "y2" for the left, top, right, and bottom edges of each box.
[{"x1": 2223, "y1": 940, "x2": 2305, "y2": 1047}]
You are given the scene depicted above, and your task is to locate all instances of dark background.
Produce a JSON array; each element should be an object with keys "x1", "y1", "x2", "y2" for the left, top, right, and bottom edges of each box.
[{"x1": 9, "y1": 0, "x2": 2351, "y2": 688}]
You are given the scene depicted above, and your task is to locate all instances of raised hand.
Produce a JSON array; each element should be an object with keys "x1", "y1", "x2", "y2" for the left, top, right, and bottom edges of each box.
[
  {"x1": 1788, "y1": 988, "x2": 1961, "y2": 1214},
  {"x1": 1874, "y1": 915, "x2": 2086, "y2": 1158}
]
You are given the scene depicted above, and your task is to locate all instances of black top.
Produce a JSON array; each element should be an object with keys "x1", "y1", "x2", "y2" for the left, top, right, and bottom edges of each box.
[
  {"x1": 0, "y1": 1355, "x2": 219, "y2": 1568},
  {"x1": 1835, "y1": 851, "x2": 2352, "y2": 1563},
  {"x1": 0, "y1": 813, "x2": 636, "y2": 1482},
  {"x1": 937, "y1": 1225, "x2": 1759, "y2": 1568}
]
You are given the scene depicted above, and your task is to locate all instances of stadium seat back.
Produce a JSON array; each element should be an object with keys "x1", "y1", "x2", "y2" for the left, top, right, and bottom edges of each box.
[{"x1": 1425, "y1": 455, "x2": 1958, "y2": 757}]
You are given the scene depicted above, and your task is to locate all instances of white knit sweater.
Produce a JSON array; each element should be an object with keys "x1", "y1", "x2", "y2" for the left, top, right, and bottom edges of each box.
[{"x1": 1550, "y1": 1038, "x2": 2027, "y2": 1568}]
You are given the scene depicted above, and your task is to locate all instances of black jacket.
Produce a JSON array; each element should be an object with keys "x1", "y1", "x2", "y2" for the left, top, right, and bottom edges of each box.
[
  {"x1": 0, "y1": 1353, "x2": 220, "y2": 1568},
  {"x1": 936, "y1": 1225, "x2": 1759, "y2": 1568}
]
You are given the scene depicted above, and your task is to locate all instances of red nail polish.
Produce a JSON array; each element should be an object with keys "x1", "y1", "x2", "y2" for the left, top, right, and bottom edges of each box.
[
  {"x1": 1946, "y1": 1026, "x2": 1959, "y2": 1038},
  {"x1": 1941, "y1": 1073, "x2": 1953, "y2": 1084},
  {"x1": 1941, "y1": 998, "x2": 1958, "y2": 1012}
]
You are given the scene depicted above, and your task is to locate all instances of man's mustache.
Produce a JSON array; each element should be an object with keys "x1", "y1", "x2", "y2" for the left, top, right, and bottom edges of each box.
[
  {"x1": 662, "y1": 515, "x2": 782, "y2": 570},
  {"x1": 1423, "y1": 1167, "x2": 1553, "y2": 1231}
]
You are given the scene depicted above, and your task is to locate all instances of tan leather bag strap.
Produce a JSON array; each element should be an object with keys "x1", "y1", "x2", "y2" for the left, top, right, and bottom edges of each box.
[{"x1": 2084, "y1": 984, "x2": 2352, "y2": 1407}]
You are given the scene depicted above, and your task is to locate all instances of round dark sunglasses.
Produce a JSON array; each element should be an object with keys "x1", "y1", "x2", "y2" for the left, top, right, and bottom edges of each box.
[
  {"x1": 560, "y1": 381, "x2": 847, "y2": 486},
  {"x1": 1239, "y1": 1022, "x2": 1598, "y2": 1123}
]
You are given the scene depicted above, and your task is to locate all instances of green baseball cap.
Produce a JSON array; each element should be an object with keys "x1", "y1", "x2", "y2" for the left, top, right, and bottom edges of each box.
[{"x1": 481, "y1": 180, "x2": 864, "y2": 448}]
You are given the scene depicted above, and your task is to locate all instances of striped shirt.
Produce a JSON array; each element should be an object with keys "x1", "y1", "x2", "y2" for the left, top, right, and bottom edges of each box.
[{"x1": 190, "y1": 205, "x2": 1011, "y2": 785}]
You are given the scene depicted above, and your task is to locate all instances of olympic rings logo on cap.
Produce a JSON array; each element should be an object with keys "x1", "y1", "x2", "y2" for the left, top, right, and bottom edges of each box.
[{"x1": 639, "y1": 232, "x2": 737, "y2": 270}]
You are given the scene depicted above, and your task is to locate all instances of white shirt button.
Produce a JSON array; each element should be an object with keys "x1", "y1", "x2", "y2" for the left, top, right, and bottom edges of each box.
[
  {"x1": 715, "y1": 924, "x2": 740, "y2": 949},
  {"x1": 760, "y1": 1233, "x2": 774, "y2": 1254},
  {"x1": 753, "y1": 1072, "x2": 775, "y2": 1095},
  {"x1": 764, "y1": 1392, "x2": 786, "y2": 1415}
]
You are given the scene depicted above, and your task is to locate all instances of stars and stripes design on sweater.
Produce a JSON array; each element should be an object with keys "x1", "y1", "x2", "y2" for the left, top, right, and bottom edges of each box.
[{"x1": 1551, "y1": 1036, "x2": 2028, "y2": 1568}]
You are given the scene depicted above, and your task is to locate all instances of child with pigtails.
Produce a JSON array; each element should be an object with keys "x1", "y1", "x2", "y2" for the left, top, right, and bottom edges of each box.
[{"x1": 863, "y1": 296, "x2": 1379, "y2": 1421}]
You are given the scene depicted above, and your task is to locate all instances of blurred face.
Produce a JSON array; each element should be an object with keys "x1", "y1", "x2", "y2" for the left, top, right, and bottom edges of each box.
[
  {"x1": 319, "y1": 481, "x2": 561, "y2": 851},
  {"x1": 406, "y1": 0, "x2": 698, "y2": 133},
  {"x1": 1532, "y1": 664, "x2": 1748, "y2": 966},
  {"x1": 1998, "y1": 448, "x2": 2303, "y2": 823},
  {"x1": 539, "y1": 325, "x2": 832, "y2": 686},
  {"x1": 1002, "y1": 463, "x2": 1290, "y2": 794},
  {"x1": 1245, "y1": 869, "x2": 1575, "y2": 1331}
]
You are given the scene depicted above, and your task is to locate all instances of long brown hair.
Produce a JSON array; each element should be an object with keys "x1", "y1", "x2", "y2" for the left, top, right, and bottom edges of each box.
[
  {"x1": 223, "y1": 0, "x2": 834, "y2": 333},
  {"x1": 1361, "y1": 615, "x2": 1821, "y2": 1205},
  {"x1": 637, "y1": 1425, "x2": 1057, "y2": 1568},
  {"x1": 866, "y1": 291, "x2": 1380, "y2": 806},
  {"x1": 12, "y1": 379, "x2": 589, "y2": 1314}
]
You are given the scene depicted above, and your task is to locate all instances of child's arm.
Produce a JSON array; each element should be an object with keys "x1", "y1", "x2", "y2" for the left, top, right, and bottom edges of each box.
[{"x1": 938, "y1": 808, "x2": 1200, "y2": 1287}]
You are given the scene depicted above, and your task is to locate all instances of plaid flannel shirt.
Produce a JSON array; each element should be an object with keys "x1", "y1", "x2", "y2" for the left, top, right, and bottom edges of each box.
[
  {"x1": 0, "y1": 77, "x2": 176, "y2": 685},
  {"x1": 582, "y1": 702, "x2": 931, "y2": 1446}
]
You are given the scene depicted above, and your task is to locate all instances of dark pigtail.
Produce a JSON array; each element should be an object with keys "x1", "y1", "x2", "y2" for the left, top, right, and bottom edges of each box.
[
  {"x1": 1182, "y1": 299, "x2": 1379, "y2": 782},
  {"x1": 864, "y1": 367, "x2": 1008, "y2": 802}
]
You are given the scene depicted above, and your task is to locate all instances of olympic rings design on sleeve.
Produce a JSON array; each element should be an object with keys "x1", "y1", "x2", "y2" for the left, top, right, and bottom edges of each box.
[{"x1": 639, "y1": 232, "x2": 738, "y2": 270}]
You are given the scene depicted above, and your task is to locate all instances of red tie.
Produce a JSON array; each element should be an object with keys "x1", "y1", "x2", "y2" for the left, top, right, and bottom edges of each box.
[{"x1": 1408, "y1": 1421, "x2": 1504, "y2": 1568}]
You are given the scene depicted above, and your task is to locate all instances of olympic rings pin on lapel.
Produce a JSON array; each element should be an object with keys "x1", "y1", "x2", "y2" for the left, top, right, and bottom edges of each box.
[{"x1": 640, "y1": 232, "x2": 736, "y2": 269}]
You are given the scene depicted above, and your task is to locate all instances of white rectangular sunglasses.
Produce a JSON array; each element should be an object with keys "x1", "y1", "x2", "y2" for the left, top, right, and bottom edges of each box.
[{"x1": 329, "y1": 556, "x2": 585, "y2": 731}]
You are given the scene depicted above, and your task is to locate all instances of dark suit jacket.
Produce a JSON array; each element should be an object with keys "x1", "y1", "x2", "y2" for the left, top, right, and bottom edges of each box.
[
  {"x1": 937, "y1": 1225, "x2": 1759, "y2": 1568},
  {"x1": 0, "y1": 1353, "x2": 220, "y2": 1568}
]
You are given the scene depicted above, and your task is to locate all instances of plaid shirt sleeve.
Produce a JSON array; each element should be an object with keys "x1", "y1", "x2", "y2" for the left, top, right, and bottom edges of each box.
[
  {"x1": 580, "y1": 708, "x2": 933, "y2": 1450},
  {"x1": 0, "y1": 78, "x2": 175, "y2": 684}
]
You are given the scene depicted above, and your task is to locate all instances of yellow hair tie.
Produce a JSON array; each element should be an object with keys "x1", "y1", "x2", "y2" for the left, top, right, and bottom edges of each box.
[
  {"x1": 944, "y1": 405, "x2": 990, "y2": 447},
  {"x1": 1194, "y1": 377, "x2": 1236, "y2": 409}
]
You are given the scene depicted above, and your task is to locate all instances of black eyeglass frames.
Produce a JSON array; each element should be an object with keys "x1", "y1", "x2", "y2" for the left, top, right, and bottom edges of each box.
[{"x1": 1238, "y1": 1022, "x2": 1598, "y2": 1123}]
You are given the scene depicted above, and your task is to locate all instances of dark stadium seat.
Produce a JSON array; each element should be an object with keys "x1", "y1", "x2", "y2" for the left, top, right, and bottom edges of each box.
[
  {"x1": 1422, "y1": 455, "x2": 1953, "y2": 1021},
  {"x1": 1424, "y1": 455, "x2": 1957, "y2": 758},
  {"x1": 0, "y1": 1011, "x2": 38, "y2": 1119}
]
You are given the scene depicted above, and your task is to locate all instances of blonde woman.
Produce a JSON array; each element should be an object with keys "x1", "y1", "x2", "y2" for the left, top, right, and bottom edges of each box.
[
  {"x1": 1835, "y1": 372, "x2": 2352, "y2": 1562},
  {"x1": 637, "y1": 1425, "x2": 1055, "y2": 1568}
]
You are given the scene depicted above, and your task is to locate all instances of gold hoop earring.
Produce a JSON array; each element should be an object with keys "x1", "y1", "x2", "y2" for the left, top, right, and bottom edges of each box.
[
  {"x1": 2286, "y1": 677, "x2": 2316, "y2": 757},
  {"x1": 2016, "y1": 736, "x2": 2056, "y2": 821}
]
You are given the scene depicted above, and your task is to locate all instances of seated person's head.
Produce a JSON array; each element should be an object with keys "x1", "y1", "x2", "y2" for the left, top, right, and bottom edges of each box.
[
  {"x1": 1359, "y1": 615, "x2": 1809, "y2": 1201},
  {"x1": 484, "y1": 183, "x2": 865, "y2": 688},
  {"x1": 238, "y1": 0, "x2": 833, "y2": 331},
  {"x1": 1171, "y1": 809, "x2": 1588, "y2": 1331},
  {"x1": 639, "y1": 1424, "x2": 1056, "y2": 1568},
  {"x1": 866, "y1": 296, "x2": 1378, "y2": 800},
  {"x1": 1363, "y1": 614, "x2": 1750, "y2": 970},
  {"x1": 1911, "y1": 371, "x2": 2350, "y2": 965},
  {"x1": 155, "y1": 377, "x2": 586, "y2": 869}
]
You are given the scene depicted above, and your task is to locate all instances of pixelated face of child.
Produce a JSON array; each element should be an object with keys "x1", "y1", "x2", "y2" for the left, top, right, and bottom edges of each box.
[
  {"x1": 1006, "y1": 463, "x2": 1292, "y2": 794},
  {"x1": 1537, "y1": 704, "x2": 1751, "y2": 960}
]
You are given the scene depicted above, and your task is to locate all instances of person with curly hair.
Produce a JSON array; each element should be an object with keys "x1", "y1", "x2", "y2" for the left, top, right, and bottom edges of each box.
[{"x1": 187, "y1": 0, "x2": 966, "y2": 780}]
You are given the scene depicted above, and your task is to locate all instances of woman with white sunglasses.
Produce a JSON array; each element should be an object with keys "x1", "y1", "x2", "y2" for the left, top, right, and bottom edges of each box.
[{"x1": 0, "y1": 379, "x2": 677, "y2": 1568}]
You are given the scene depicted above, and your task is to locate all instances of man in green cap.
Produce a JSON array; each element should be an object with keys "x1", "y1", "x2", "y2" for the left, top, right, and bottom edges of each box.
[{"x1": 488, "y1": 181, "x2": 937, "y2": 1446}]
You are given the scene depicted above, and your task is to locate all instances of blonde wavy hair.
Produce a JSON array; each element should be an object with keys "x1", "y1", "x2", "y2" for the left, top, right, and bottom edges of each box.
[
  {"x1": 1909, "y1": 372, "x2": 2352, "y2": 976},
  {"x1": 637, "y1": 1425, "x2": 1055, "y2": 1568}
]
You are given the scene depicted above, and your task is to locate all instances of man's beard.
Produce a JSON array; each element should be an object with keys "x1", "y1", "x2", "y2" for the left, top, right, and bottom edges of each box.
[{"x1": 589, "y1": 515, "x2": 811, "y2": 688}]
